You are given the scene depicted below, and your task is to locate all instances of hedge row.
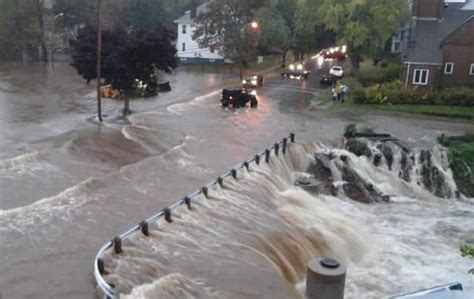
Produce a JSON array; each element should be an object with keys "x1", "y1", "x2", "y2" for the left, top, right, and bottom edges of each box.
[{"x1": 353, "y1": 81, "x2": 474, "y2": 106}]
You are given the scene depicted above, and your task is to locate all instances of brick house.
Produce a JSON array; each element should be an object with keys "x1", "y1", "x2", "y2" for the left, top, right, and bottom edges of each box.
[{"x1": 401, "y1": 0, "x2": 474, "y2": 88}]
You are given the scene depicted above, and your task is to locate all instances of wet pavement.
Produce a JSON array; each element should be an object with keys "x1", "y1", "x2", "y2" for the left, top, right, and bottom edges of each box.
[{"x1": 0, "y1": 61, "x2": 473, "y2": 298}]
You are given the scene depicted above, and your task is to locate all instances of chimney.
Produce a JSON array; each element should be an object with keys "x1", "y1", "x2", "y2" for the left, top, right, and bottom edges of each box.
[
  {"x1": 190, "y1": 0, "x2": 197, "y2": 19},
  {"x1": 412, "y1": 0, "x2": 444, "y2": 19}
]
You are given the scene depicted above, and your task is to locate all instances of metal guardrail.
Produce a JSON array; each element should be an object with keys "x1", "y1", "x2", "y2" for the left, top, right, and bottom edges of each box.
[{"x1": 94, "y1": 133, "x2": 296, "y2": 298}]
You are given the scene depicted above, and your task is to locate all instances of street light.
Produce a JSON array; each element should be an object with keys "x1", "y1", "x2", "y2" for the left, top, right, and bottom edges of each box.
[
  {"x1": 51, "y1": 12, "x2": 65, "y2": 69},
  {"x1": 237, "y1": 21, "x2": 260, "y2": 80}
]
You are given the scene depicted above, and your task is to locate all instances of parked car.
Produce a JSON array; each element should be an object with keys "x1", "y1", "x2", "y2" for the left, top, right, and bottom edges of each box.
[
  {"x1": 329, "y1": 66, "x2": 344, "y2": 78},
  {"x1": 281, "y1": 61, "x2": 310, "y2": 80},
  {"x1": 320, "y1": 75, "x2": 338, "y2": 87},
  {"x1": 242, "y1": 75, "x2": 264, "y2": 88},
  {"x1": 221, "y1": 87, "x2": 258, "y2": 108}
]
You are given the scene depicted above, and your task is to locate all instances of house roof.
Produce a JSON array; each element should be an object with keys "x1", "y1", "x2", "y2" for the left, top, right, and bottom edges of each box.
[
  {"x1": 441, "y1": 15, "x2": 474, "y2": 44},
  {"x1": 405, "y1": 3, "x2": 474, "y2": 64},
  {"x1": 174, "y1": 3, "x2": 209, "y2": 24}
]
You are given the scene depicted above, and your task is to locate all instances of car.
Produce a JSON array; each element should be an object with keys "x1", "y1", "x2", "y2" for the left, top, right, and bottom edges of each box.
[
  {"x1": 329, "y1": 66, "x2": 344, "y2": 78},
  {"x1": 320, "y1": 75, "x2": 338, "y2": 87},
  {"x1": 320, "y1": 46, "x2": 347, "y2": 61},
  {"x1": 281, "y1": 61, "x2": 310, "y2": 80},
  {"x1": 221, "y1": 87, "x2": 258, "y2": 108},
  {"x1": 242, "y1": 75, "x2": 264, "y2": 88}
]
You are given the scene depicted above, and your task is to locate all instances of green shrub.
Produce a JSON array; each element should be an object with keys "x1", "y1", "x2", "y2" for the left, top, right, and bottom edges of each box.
[
  {"x1": 354, "y1": 82, "x2": 474, "y2": 106},
  {"x1": 434, "y1": 87, "x2": 474, "y2": 106},
  {"x1": 357, "y1": 63, "x2": 401, "y2": 86}
]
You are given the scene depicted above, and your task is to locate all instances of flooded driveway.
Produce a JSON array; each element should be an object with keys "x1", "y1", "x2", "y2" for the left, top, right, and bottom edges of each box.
[{"x1": 0, "y1": 62, "x2": 472, "y2": 298}]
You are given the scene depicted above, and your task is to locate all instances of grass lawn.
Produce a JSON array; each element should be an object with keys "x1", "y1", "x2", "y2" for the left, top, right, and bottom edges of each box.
[{"x1": 333, "y1": 101, "x2": 474, "y2": 121}]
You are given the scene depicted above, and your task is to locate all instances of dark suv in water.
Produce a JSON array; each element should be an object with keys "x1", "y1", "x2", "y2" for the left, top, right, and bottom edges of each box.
[{"x1": 221, "y1": 88, "x2": 258, "y2": 108}]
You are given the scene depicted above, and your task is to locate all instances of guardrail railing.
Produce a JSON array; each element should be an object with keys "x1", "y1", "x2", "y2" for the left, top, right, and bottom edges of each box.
[{"x1": 94, "y1": 133, "x2": 296, "y2": 298}]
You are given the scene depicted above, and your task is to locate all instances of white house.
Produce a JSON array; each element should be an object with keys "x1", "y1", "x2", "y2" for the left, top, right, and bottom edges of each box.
[{"x1": 174, "y1": 3, "x2": 224, "y2": 63}]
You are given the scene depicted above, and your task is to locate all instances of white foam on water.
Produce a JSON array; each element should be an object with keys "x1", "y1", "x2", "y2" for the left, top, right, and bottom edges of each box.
[
  {"x1": 122, "y1": 273, "x2": 226, "y2": 299},
  {"x1": 101, "y1": 142, "x2": 473, "y2": 299},
  {"x1": 167, "y1": 90, "x2": 221, "y2": 115},
  {"x1": 0, "y1": 151, "x2": 56, "y2": 178},
  {"x1": 0, "y1": 177, "x2": 103, "y2": 229}
]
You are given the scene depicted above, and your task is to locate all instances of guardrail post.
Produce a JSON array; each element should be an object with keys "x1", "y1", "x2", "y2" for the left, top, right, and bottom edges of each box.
[
  {"x1": 113, "y1": 236, "x2": 122, "y2": 254},
  {"x1": 290, "y1": 132, "x2": 295, "y2": 142},
  {"x1": 244, "y1": 161, "x2": 249, "y2": 170},
  {"x1": 274, "y1": 143, "x2": 279, "y2": 156},
  {"x1": 265, "y1": 149, "x2": 270, "y2": 163},
  {"x1": 282, "y1": 138, "x2": 287, "y2": 154},
  {"x1": 217, "y1": 177, "x2": 224, "y2": 188},
  {"x1": 255, "y1": 155, "x2": 260, "y2": 165},
  {"x1": 98, "y1": 258, "x2": 106, "y2": 275},
  {"x1": 164, "y1": 208, "x2": 173, "y2": 223},
  {"x1": 306, "y1": 257, "x2": 346, "y2": 299},
  {"x1": 231, "y1": 169, "x2": 237, "y2": 179},
  {"x1": 202, "y1": 186, "x2": 209, "y2": 198},
  {"x1": 140, "y1": 220, "x2": 149, "y2": 236},
  {"x1": 184, "y1": 196, "x2": 192, "y2": 209}
]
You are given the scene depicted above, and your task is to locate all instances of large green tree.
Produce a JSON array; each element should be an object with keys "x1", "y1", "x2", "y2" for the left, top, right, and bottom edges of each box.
[
  {"x1": 318, "y1": 0, "x2": 409, "y2": 71},
  {"x1": 193, "y1": 0, "x2": 270, "y2": 78},
  {"x1": 70, "y1": 25, "x2": 177, "y2": 116},
  {"x1": 0, "y1": 0, "x2": 43, "y2": 61}
]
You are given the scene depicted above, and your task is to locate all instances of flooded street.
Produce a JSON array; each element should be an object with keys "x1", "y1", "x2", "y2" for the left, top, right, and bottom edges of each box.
[{"x1": 0, "y1": 62, "x2": 473, "y2": 299}]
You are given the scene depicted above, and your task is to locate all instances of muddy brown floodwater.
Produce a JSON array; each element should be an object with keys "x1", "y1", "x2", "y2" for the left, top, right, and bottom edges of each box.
[{"x1": 0, "y1": 61, "x2": 473, "y2": 299}]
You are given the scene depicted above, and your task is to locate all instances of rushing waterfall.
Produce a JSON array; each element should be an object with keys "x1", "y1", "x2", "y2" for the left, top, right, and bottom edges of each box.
[{"x1": 99, "y1": 142, "x2": 474, "y2": 299}]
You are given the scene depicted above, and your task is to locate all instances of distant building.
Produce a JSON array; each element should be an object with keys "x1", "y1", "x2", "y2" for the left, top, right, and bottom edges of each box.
[
  {"x1": 391, "y1": 26, "x2": 407, "y2": 54},
  {"x1": 174, "y1": 3, "x2": 224, "y2": 64},
  {"x1": 401, "y1": 0, "x2": 474, "y2": 88}
]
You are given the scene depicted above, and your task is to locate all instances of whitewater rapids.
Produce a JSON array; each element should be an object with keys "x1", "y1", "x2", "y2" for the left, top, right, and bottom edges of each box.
[{"x1": 100, "y1": 142, "x2": 474, "y2": 299}]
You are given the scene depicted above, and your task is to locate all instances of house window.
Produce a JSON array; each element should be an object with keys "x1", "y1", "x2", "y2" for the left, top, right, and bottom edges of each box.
[
  {"x1": 470, "y1": 64, "x2": 474, "y2": 75},
  {"x1": 182, "y1": 42, "x2": 185, "y2": 52},
  {"x1": 413, "y1": 69, "x2": 429, "y2": 85},
  {"x1": 210, "y1": 46, "x2": 215, "y2": 54},
  {"x1": 393, "y1": 42, "x2": 400, "y2": 52},
  {"x1": 444, "y1": 62, "x2": 454, "y2": 75},
  {"x1": 182, "y1": 25, "x2": 187, "y2": 34}
]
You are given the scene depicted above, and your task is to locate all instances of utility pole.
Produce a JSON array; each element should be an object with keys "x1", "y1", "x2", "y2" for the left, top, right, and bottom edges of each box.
[{"x1": 96, "y1": 0, "x2": 103, "y2": 122}]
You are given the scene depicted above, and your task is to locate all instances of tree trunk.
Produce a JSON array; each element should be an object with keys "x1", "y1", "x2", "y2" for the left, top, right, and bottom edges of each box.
[
  {"x1": 239, "y1": 56, "x2": 244, "y2": 80},
  {"x1": 36, "y1": 0, "x2": 48, "y2": 63},
  {"x1": 123, "y1": 97, "x2": 131, "y2": 117},
  {"x1": 350, "y1": 49, "x2": 361, "y2": 74},
  {"x1": 281, "y1": 51, "x2": 287, "y2": 68}
]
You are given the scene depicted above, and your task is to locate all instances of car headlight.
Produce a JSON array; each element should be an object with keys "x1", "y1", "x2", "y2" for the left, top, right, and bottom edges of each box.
[
  {"x1": 289, "y1": 64, "x2": 295, "y2": 71},
  {"x1": 297, "y1": 64, "x2": 303, "y2": 70},
  {"x1": 229, "y1": 96, "x2": 233, "y2": 100}
]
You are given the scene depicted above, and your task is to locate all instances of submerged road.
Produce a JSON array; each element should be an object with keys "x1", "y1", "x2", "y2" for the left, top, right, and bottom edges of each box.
[{"x1": 0, "y1": 61, "x2": 472, "y2": 298}]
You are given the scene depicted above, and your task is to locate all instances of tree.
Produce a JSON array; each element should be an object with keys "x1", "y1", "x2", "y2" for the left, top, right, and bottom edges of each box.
[
  {"x1": 123, "y1": 0, "x2": 169, "y2": 29},
  {"x1": 0, "y1": 0, "x2": 42, "y2": 61},
  {"x1": 318, "y1": 0, "x2": 409, "y2": 72},
  {"x1": 70, "y1": 25, "x2": 177, "y2": 116},
  {"x1": 193, "y1": 0, "x2": 269, "y2": 79}
]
